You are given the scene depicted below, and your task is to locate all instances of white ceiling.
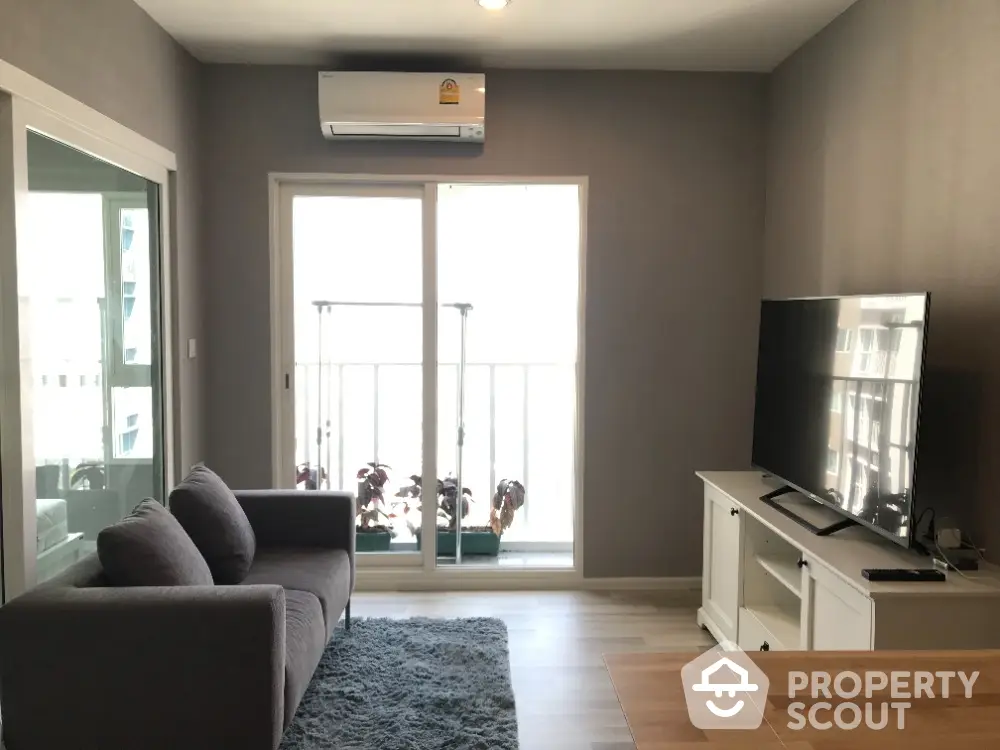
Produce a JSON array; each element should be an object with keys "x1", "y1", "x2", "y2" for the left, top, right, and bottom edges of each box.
[{"x1": 134, "y1": 0, "x2": 858, "y2": 71}]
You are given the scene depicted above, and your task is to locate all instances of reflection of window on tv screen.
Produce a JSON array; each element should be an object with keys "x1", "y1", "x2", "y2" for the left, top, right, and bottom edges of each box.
[{"x1": 752, "y1": 294, "x2": 929, "y2": 547}]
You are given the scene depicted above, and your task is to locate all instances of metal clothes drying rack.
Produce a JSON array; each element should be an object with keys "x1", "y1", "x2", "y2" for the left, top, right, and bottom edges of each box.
[{"x1": 311, "y1": 300, "x2": 473, "y2": 562}]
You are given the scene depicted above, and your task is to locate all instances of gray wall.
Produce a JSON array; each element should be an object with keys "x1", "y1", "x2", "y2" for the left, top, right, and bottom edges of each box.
[
  {"x1": 1, "y1": 0, "x2": 205, "y2": 474},
  {"x1": 200, "y1": 66, "x2": 766, "y2": 578},
  {"x1": 766, "y1": 0, "x2": 1000, "y2": 554}
]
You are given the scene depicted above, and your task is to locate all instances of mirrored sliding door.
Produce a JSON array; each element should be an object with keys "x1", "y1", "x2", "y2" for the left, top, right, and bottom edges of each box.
[
  {"x1": 1, "y1": 98, "x2": 171, "y2": 597},
  {"x1": 23, "y1": 133, "x2": 165, "y2": 584}
]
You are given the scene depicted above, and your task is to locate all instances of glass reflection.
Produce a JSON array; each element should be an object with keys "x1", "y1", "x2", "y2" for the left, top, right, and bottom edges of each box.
[
  {"x1": 24, "y1": 131, "x2": 164, "y2": 584},
  {"x1": 823, "y1": 296, "x2": 927, "y2": 539}
]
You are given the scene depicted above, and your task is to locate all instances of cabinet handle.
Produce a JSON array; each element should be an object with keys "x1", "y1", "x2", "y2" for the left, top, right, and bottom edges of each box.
[
  {"x1": 730, "y1": 508, "x2": 739, "y2": 516},
  {"x1": 760, "y1": 641, "x2": 770, "y2": 651},
  {"x1": 797, "y1": 558, "x2": 808, "y2": 568}
]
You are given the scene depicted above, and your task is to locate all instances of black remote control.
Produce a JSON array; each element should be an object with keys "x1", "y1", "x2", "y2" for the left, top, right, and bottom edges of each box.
[{"x1": 862, "y1": 568, "x2": 946, "y2": 582}]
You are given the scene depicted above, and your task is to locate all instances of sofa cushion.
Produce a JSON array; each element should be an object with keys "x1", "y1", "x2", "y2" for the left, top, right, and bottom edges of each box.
[
  {"x1": 282, "y1": 590, "x2": 327, "y2": 728},
  {"x1": 35, "y1": 552, "x2": 108, "y2": 591},
  {"x1": 242, "y1": 548, "x2": 351, "y2": 639},
  {"x1": 169, "y1": 465, "x2": 256, "y2": 584},
  {"x1": 97, "y1": 500, "x2": 213, "y2": 587}
]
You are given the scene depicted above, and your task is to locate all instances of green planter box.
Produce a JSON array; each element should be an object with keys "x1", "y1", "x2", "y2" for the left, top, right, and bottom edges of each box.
[
  {"x1": 355, "y1": 530, "x2": 393, "y2": 552},
  {"x1": 416, "y1": 529, "x2": 501, "y2": 557}
]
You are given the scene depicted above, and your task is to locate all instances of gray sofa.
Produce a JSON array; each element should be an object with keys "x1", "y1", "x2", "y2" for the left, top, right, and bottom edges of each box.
[{"x1": 0, "y1": 490, "x2": 356, "y2": 750}]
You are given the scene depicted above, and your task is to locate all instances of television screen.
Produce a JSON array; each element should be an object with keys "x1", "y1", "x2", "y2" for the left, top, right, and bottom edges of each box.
[{"x1": 751, "y1": 294, "x2": 930, "y2": 546}]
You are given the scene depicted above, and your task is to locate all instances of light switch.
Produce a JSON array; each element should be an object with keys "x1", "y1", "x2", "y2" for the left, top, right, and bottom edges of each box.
[{"x1": 187, "y1": 338, "x2": 197, "y2": 359}]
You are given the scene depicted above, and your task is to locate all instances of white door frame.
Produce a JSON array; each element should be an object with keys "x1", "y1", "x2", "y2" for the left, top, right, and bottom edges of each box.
[
  {"x1": 0, "y1": 60, "x2": 178, "y2": 600},
  {"x1": 269, "y1": 173, "x2": 588, "y2": 585}
]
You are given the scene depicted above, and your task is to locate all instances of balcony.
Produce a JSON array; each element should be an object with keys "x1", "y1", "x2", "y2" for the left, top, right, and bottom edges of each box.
[{"x1": 293, "y1": 361, "x2": 576, "y2": 548}]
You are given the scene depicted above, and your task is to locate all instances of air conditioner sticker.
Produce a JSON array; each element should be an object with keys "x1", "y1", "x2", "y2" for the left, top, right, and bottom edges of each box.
[{"x1": 439, "y1": 78, "x2": 461, "y2": 105}]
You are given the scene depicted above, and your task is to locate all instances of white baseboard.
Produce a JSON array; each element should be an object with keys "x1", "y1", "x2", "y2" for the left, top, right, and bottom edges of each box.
[
  {"x1": 355, "y1": 568, "x2": 701, "y2": 593},
  {"x1": 356, "y1": 568, "x2": 583, "y2": 591},
  {"x1": 581, "y1": 576, "x2": 702, "y2": 591}
]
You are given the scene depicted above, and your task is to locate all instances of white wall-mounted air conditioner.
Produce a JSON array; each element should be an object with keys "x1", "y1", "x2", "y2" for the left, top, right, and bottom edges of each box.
[{"x1": 319, "y1": 72, "x2": 486, "y2": 142}]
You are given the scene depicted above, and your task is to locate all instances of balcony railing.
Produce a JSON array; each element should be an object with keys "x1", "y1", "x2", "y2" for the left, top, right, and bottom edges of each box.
[{"x1": 293, "y1": 361, "x2": 575, "y2": 542}]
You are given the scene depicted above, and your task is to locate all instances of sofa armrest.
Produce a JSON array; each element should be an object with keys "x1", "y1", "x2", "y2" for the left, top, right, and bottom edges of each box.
[
  {"x1": 235, "y1": 490, "x2": 356, "y2": 585},
  {"x1": 0, "y1": 584, "x2": 285, "y2": 750}
]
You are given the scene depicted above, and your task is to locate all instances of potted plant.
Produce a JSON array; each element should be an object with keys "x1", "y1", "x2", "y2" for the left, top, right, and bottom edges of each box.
[
  {"x1": 397, "y1": 475, "x2": 525, "y2": 557},
  {"x1": 490, "y1": 479, "x2": 526, "y2": 537},
  {"x1": 394, "y1": 474, "x2": 437, "y2": 532},
  {"x1": 356, "y1": 462, "x2": 395, "y2": 552},
  {"x1": 71, "y1": 462, "x2": 106, "y2": 490},
  {"x1": 295, "y1": 462, "x2": 326, "y2": 490}
]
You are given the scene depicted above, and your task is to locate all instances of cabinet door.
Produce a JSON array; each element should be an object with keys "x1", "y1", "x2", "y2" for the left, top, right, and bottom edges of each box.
[
  {"x1": 701, "y1": 486, "x2": 742, "y2": 642},
  {"x1": 806, "y1": 560, "x2": 873, "y2": 650}
]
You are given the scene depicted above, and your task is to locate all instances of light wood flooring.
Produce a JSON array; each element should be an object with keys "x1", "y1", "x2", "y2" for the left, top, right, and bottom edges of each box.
[
  {"x1": 349, "y1": 589, "x2": 714, "y2": 750},
  {"x1": 606, "y1": 649, "x2": 1000, "y2": 749}
]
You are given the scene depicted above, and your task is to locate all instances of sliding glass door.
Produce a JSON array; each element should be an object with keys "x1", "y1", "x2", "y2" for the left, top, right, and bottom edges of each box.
[
  {"x1": 274, "y1": 178, "x2": 584, "y2": 575},
  {"x1": 436, "y1": 184, "x2": 581, "y2": 567},
  {"x1": 280, "y1": 185, "x2": 427, "y2": 563},
  {"x1": 0, "y1": 98, "x2": 171, "y2": 598}
]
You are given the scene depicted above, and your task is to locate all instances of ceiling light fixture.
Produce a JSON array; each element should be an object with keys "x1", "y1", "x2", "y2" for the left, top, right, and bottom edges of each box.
[{"x1": 477, "y1": 0, "x2": 510, "y2": 10}]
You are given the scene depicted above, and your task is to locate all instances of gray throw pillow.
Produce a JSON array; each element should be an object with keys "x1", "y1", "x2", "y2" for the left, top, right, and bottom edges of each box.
[
  {"x1": 169, "y1": 465, "x2": 256, "y2": 584},
  {"x1": 98, "y1": 499, "x2": 213, "y2": 587}
]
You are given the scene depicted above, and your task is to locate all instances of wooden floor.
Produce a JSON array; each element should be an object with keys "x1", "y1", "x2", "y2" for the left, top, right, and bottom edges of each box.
[
  {"x1": 605, "y1": 649, "x2": 1000, "y2": 749},
  {"x1": 350, "y1": 589, "x2": 714, "y2": 750}
]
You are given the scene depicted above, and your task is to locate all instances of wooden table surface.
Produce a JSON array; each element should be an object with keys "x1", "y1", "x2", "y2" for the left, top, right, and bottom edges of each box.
[{"x1": 605, "y1": 649, "x2": 1000, "y2": 749}]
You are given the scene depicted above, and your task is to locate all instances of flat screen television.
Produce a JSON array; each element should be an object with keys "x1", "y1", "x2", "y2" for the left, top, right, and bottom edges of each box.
[{"x1": 751, "y1": 294, "x2": 930, "y2": 547}]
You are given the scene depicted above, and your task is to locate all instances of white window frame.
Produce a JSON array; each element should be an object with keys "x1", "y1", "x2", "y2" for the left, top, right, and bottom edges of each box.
[
  {"x1": 856, "y1": 325, "x2": 883, "y2": 374},
  {"x1": 104, "y1": 192, "x2": 153, "y2": 388},
  {"x1": 0, "y1": 61, "x2": 177, "y2": 600},
  {"x1": 835, "y1": 327, "x2": 854, "y2": 352},
  {"x1": 269, "y1": 174, "x2": 588, "y2": 587},
  {"x1": 103, "y1": 194, "x2": 157, "y2": 466}
]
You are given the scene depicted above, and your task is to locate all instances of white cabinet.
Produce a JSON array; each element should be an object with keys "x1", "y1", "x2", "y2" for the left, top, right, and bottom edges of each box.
[
  {"x1": 697, "y1": 471, "x2": 1000, "y2": 653},
  {"x1": 699, "y1": 486, "x2": 742, "y2": 644}
]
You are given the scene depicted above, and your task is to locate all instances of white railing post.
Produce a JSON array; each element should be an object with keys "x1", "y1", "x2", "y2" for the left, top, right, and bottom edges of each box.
[
  {"x1": 522, "y1": 364, "x2": 530, "y2": 524},
  {"x1": 488, "y1": 364, "x2": 496, "y2": 508},
  {"x1": 373, "y1": 364, "x2": 380, "y2": 466},
  {"x1": 337, "y1": 364, "x2": 345, "y2": 491},
  {"x1": 315, "y1": 303, "x2": 325, "y2": 488}
]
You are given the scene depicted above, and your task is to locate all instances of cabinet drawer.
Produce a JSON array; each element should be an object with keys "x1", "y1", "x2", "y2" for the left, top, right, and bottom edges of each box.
[{"x1": 738, "y1": 607, "x2": 790, "y2": 652}]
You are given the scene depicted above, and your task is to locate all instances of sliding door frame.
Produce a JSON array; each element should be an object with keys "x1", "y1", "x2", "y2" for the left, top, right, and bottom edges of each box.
[
  {"x1": 271, "y1": 181, "x2": 430, "y2": 569},
  {"x1": 0, "y1": 62, "x2": 178, "y2": 600},
  {"x1": 269, "y1": 173, "x2": 588, "y2": 587}
]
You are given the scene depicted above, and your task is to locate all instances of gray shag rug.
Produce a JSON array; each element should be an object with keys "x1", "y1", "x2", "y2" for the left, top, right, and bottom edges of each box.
[{"x1": 280, "y1": 617, "x2": 519, "y2": 750}]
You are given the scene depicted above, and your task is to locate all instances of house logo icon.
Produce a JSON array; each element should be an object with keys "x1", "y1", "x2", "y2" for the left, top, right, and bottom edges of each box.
[
  {"x1": 681, "y1": 645, "x2": 770, "y2": 730},
  {"x1": 691, "y1": 656, "x2": 759, "y2": 718}
]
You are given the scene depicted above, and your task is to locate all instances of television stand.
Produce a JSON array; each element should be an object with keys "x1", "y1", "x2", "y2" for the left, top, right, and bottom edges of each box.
[
  {"x1": 697, "y1": 470, "x2": 1000, "y2": 653},
  {"x1": 759, "y1": 485, "x2": 859, "y2": 536}
]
